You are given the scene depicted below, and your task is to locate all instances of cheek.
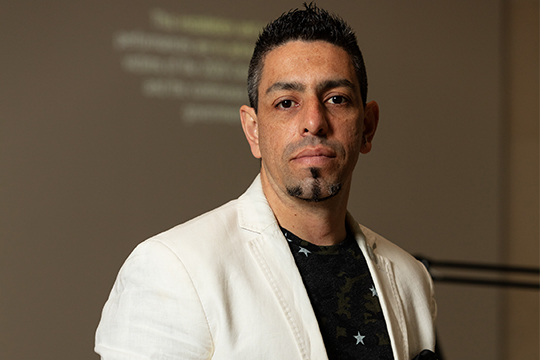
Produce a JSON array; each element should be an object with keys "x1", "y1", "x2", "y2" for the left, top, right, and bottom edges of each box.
[
  {"x1": 257, "y1": 125, "x2": 284, "y2": 161},
  {"x1": 258, "y1": 121, "x2": 292, "y2": 148},
  {"x1": 340, "y1": 125, "x2": 363, "y2": 153}
]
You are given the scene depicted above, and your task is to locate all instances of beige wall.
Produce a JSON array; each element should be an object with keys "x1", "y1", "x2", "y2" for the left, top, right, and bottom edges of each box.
[
  {"x1": 503, "y1": 0, "x2": 540, "y2": 359},
  {"x1": 0, "y1": 1, "x2": 536, "y2": 359}
]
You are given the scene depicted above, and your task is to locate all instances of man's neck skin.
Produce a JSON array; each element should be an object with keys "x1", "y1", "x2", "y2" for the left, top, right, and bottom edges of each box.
[{"x1": 260, "y1": 169, "x2": 351, "y2": 246}]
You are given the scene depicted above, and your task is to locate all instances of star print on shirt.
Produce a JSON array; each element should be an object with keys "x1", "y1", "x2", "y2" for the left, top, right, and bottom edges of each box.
[
  {"x1": 298, "y1": 247, "x2": 311, "y2": 256},
  {"x1": 369, "y1": 285, "x2": 378, "y2": 297},
  {"x1": 354, "y1": 331, "x2": 366, "y2": 345}
]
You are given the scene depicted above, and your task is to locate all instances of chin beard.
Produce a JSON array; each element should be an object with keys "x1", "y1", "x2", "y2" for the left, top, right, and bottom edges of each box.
[{"x1": 286, "y1": 167, "x2": 341, "y2": 202}]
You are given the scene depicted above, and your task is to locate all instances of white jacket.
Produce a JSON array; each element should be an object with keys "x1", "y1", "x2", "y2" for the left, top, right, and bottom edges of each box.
[{"x1": 96, "y1": 175, "x2": 436, "y2": 360}]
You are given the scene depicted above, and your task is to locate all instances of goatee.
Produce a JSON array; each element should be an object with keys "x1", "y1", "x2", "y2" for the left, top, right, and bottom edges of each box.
[{"x1": 286, "y1": 167, "x2": 341, "y2": 202}]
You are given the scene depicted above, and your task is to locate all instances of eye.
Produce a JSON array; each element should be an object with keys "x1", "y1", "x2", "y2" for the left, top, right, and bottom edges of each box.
[
  {"x1": 327, "y1": 95, "x2": 347, "y2": 105},
  {"x1": 277, "y1": 99, "x2": 296, "y2": 109}
]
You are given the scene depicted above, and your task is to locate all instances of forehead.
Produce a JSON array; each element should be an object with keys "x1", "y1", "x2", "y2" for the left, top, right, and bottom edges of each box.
[{"x1": 260, "y1": 40, "x2": 357, "y2": 90}]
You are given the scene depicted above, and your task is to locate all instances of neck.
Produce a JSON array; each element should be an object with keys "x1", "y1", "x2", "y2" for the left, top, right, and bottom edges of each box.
[{"x1": 261, "y1": 174, "x2": 351, "y2": 246}]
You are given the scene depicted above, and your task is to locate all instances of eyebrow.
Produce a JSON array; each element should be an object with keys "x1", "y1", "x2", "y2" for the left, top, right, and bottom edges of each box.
[
  {"x1": 316, "y1": 79, "x2": 356, "y2": 93},
  {"x1": 265, "y1": 79, "x2": 356, "y2": 95},
  {"x1": 265, "y1": 81, "x2": 305, "y2": 94}
]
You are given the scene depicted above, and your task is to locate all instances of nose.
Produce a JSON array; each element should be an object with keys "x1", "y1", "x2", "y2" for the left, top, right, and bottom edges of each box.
[{"x1": 300, "y1": 98, "x2": 328, "y2": 137}]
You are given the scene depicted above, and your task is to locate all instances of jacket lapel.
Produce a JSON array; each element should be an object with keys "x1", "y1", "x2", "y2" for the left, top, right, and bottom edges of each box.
[
  {"x1": 349, "y1": 217, "x2": 408, "y2": 360},
  {"x1": 237, "y1": 176, "x2": 328, "y2": 360}
]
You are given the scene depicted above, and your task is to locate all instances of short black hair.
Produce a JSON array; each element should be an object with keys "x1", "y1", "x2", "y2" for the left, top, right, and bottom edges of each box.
[{"x1": 247, "y1": 3, "x2": 368, "y2": 112}]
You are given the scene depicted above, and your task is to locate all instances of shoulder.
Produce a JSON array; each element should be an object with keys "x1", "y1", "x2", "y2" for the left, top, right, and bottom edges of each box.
[
  {"x1": 138, "y1": 175, "x2": 274, "y2": 260},
  {"x1": 163, "y1": 198, "x2": 239, "y2": 234},
  {"x1": 142, "y1": 198, "x2": 242, "y2": 254},
  {"x1": 123, "y1": 187, "x2": 276, "y2": 277},
  {"x1": 109, "y1": 198, "x2": 247, "y2": 313}
]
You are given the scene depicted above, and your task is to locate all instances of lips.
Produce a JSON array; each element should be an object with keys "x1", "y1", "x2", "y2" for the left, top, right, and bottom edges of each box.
[{"x1": 294, "y1": 147, "x2": 336, "y2": 159}]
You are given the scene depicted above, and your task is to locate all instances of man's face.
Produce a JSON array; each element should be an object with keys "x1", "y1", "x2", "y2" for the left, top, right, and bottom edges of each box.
[{"x1": 241, "y1": 40, "x2": 377, "y2": 202}]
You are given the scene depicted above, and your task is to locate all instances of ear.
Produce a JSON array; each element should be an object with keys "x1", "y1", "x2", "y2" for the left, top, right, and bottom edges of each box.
[
  {"x1": 360, "y1": 101, "x2": 379, "y2": 154},
  {"x1": 240, "y1": 105, "x2": 262, "y2": 159}
]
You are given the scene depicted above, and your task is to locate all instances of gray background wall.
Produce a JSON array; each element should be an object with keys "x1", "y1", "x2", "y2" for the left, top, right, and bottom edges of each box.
[{"x1": 1, "y1": 1, "x2": 538, "y2": 359}]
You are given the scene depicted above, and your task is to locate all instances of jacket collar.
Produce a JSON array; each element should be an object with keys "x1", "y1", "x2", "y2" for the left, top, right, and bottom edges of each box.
[
  {"x1": 346, "y1": 213, "x2": 378, "y2": 263},
  {"x1": 237, "y1": 174, "x2": 277, "y2": 234}
]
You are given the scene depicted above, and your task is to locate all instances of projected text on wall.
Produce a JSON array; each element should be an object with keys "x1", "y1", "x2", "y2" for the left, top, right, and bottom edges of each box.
[{"x1": 113, "y1": 9, "x2": 263, "y2": 125}]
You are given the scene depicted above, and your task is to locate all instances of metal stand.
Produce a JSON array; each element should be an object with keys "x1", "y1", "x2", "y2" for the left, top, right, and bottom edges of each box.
[
  {"x1": 414, "y1": 256, "x2": 540, "y2": 360},
  {"x1": 415, "y1": 256, "x2": 540, "y2": 290}
]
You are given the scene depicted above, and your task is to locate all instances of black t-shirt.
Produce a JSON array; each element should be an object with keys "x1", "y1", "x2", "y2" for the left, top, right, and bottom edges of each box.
[{"x1": 281, "y1": 227, "x2": 394, "y2": 360}]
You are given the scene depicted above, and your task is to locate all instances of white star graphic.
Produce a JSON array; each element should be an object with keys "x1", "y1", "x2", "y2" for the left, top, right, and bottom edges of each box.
[
  {"x1": 298, "y1": 247, "x2": 311, "y2": 256},
  {"x1": 369, "y1": 285, "x2": 378, "y2": 297},
  {"x1": 354, "y1": 331, "x2": 366, "y2": 345}
]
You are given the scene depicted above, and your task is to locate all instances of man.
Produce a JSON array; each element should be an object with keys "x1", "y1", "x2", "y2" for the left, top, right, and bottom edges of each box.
[{"x1": 96, "y1": 4, "x2": 437, "y2": 360}]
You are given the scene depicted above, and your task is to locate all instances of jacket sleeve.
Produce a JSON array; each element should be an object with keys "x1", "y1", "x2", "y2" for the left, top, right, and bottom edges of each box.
[{"x1": 95, "y1": 240, "x2": 214, "y2": 359}]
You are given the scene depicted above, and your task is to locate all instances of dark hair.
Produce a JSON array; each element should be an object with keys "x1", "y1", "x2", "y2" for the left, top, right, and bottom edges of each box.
[{"x1": 247, "y1": 3, "x2": 368, "y2": 112}]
